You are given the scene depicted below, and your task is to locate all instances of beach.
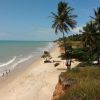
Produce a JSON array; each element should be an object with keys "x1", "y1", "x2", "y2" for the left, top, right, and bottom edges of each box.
[{"x1": 0, "y1": 45, "x2": 79, "y2": 100}]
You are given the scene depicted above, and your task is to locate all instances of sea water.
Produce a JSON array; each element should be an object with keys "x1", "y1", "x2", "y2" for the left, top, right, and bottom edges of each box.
[{"x1": 0, "y1": 41, "x2": 53, "y2": 76}]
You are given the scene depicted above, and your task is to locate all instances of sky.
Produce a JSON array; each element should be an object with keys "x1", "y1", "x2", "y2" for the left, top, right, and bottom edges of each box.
[{"x1": 0, "y1": 0, "x2": 99, "y2": 41}]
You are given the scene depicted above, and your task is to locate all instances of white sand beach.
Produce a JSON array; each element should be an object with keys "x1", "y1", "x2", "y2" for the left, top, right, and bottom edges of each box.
[{"x1": 0, "y1": 46, "x2": 79, "y2": 100}]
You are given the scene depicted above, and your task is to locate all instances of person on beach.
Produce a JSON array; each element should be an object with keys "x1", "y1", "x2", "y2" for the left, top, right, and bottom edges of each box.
[
  {"x1": 6, "y1": 71, "x2": 8, "y2": 74},
  {"x1": 2, "y1": 73, "x2": 4, "y2": 77}
]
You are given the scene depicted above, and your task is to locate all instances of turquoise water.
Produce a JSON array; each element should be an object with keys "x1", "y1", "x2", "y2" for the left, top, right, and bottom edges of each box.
[{"x1": 0, "y1": 41, "x2": 53, "y2": 75}]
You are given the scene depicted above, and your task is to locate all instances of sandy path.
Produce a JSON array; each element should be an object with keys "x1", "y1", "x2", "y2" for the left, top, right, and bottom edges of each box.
[{"x1": 0, "y1": 47, "x2": 79, "y2": 100}]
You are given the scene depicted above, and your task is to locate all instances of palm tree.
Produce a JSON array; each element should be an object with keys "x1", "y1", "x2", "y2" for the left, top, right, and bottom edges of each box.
[
  {"x1": 91, "y1": 7, "x2": 100, "y2": 64},
  {"x1": 51, "y1": 1, "x2": 77, "y2": 69},
  {"x1": 81, "y1": 21, "x2": 97, "y2": 63},
  {"x1": 81, "y1": 22, "x2": 97, "y2": 47},
  {"x1": 91, "y1": 7, "x2": 100, "y2": 33}
]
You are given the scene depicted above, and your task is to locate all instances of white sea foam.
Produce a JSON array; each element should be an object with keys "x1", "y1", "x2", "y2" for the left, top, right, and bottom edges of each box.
[
  {"x1": 0, "y1": 41, "x2": 54, "y2": 75},
  {"x1": 44, "y1": 42, "x2": 53, "y2": 51},
  {"x1": 48, "y1": 42, "x2": 53, "y2": 48},
  {"x1": 0, "y1": 56, "x2": 16, "y2": 68},
  {"x1": 37, "y1": 42, "x2": 53, "y2": 52},
  {"x1": 37, "y1": 47, "x2": 46, "y2": 52},
  {"x1": 12, "y1": 55, "x2": 33, "y2": 69}
]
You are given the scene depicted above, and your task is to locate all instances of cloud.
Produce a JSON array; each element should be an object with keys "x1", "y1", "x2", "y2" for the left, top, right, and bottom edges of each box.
[{"x1": 70, "y1": 26, "x2": 83, "y2": 34}]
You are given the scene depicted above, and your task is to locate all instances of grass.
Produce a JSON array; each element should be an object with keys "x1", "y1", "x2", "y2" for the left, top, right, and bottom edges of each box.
[
  {"x1": 58, "y1": 40, "x2": 82, "y2": 49},
  {"x1": 58, "y1": 65, "x2": 100, "y2": 100},
  {"x1": 66, "y1": 40, "x2": 82, "y2": 48},
  {"x1": 56, "y1": 39, "x2": 100, "y2": 99}
]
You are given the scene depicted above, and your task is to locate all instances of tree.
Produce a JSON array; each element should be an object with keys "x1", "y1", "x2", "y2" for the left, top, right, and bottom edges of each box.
[
  {"x1": 91, "y1": 7, "x2": 100, "y2": 33},
  {"x1": 91, "y1": 7, "x2": 100, "y2": 64},
  {"x1": 81, "y1": 22, "x2": 97, "y2": 47},
  {"x1": 41, "y1": 51, "x2": 51, "y2": 63},
  {"x1": 51, "y1": 1, "x2": 77, "y2": 69},
  {"x1": 81, "y1": 21, "x2": 98, "y2": 63}
]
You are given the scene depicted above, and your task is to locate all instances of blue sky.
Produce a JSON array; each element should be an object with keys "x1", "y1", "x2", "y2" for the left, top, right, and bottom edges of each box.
[{"x1": 0, "y1": 0, "x2": 99, "y2": 41}]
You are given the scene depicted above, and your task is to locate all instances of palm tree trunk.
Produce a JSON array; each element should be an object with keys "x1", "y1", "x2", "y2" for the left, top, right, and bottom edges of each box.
[
  {"x1": 97, "y1": 55, "x2": 99, "y2": 64},
  {"x1": 97, "y1": 45, "x2": 100, "y2": 64},
  {"x1": 62, "y1": 31, "x2": 71, "y2": 70},
  {"x1": 62, "y1": 31, "x2": 66, "y2": 55},
  {"x1": 89, "y1": 47, "x2": 92, "y2": 64},
  {"x1": 97, "y1": 49, "x2": 100, "y2": 64}
]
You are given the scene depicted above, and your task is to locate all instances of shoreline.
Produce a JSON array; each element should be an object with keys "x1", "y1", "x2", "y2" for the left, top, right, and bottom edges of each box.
[
  {"x1": 0, "y1": 44, "x2": 80, "y2": 100},
  {"x1": 0, "y1": 41, "x2": 54, "y2": 77},
  {"x1": 0, "y1": 44, "x2": 63, "y2": 100},
  {"x1": 0, "y1": 42, "x2": 54, "y2": 78},
  {"x1": 0, "y1": 43, "x2": 55, "y2": 87}
]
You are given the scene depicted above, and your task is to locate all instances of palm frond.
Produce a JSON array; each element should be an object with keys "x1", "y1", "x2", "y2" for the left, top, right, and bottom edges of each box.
[{"x1": 51, "y1": 1, "x2": 77, "y2": 37}]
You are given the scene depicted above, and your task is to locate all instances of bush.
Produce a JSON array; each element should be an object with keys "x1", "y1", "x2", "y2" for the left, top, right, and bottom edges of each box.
[
  {"x1": 41, "y1": 51, "x2": 51, "y2": 62},
  {"x1": 59, "y1": 48, "x2": 90, "y2": 61},
  {"x1": 71, "y1": 48, "x2": 89, "y2": 61}
]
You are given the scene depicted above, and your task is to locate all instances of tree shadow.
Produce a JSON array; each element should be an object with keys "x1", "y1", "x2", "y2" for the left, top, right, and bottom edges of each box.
[
  {"x1": 44, "y1": 60, "x2": 52, "y2": 63},
  {"x1": 53, "y1": 60, "x2": 61, "y2": 63}
]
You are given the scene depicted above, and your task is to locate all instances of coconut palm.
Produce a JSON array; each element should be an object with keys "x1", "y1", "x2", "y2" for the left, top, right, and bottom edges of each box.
[
  {"x1": 91, "y1": 7, "x2": 100, "y2": 33},
  {"x1": 81, "y1": 21, "x2": 98, "y2": 63},
  {"x1": 51, "y1": 1, "x2": 77, "y2": 69},
  {"x1": 91, "y1": 7, "x2": 100, "y2": 64},
  {"x1": 81, "y1": 22, "x2": 97, "y2": 47}
]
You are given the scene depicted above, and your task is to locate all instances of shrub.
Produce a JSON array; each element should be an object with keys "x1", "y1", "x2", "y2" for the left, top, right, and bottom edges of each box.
[{"x1": 41, "y1": 51, "x2": 51, "y2": 62}]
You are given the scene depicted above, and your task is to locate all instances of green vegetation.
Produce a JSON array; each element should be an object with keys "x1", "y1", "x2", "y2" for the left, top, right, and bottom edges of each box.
[
  {"x1": 51, "y1": 1, "x2": 100, "y2": 100},
  {"x1": 59, "y1": 66, "x2": 100, "y2": 100},
  {"x1": 80, "y1": 21, "x2": 100, "y2": 64},
  {"x1": 41, "y1": 51, "x2": 51, "y2": 63},
  {"x1": 51, "y1": 1, "x2": 77, "y2": 69},
  {"x1": 56, "y1": 6, "x2": 100, "y2": 65},
  {"x1": 80, "y1": 7, "x2": 100, "y2": 64},
  {"x1": 56, "y1": 34, "x2": 82, "y2": 42}
]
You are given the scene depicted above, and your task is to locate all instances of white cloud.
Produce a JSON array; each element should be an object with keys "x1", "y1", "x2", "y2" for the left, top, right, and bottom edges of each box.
[{"x1": 70, "y1": 26, "x2": 83, "y2": 34}]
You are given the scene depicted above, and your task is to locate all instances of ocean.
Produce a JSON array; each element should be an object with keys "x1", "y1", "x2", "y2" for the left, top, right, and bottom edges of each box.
[{"x1": 0, "y1": 41, "x2": 53, "y2": 76}]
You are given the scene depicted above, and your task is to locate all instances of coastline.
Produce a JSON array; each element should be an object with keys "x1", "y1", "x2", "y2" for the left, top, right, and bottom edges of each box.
[
  {"x1": 0, "y1": 41, "x2": 53, "y2": 76},
  {"x1": 0, "y1": 42, "x2": 55, "y2": 86},
  {"x1": 0, "y1": 43, "x2": 63, "y2": 100}
]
